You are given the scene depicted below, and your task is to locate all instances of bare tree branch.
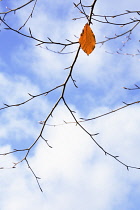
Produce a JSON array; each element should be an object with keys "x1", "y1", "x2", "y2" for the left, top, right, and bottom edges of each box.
[
  {"x1": 63, "y1": 98, "x2": 140, "y2": 171},
  {"x1": 18, "y1": 0, "x2": 38, "y2": 31},
  {"x1": 0, "y1": 0, "x2": 140, "y2": 191},
  {"x1": 0, "y1": 0, "x2": 35, "y2": 15}
]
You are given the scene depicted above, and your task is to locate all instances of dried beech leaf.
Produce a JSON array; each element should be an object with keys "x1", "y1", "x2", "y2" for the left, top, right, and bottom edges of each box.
[{"x1": 79, "y1": 23, "x2": 96, "y2": 55}]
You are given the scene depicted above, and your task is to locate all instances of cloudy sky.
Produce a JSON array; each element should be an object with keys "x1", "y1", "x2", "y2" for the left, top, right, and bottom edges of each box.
[{"x1": 0, "y1": 0, "x2": 140, "y2": 209}]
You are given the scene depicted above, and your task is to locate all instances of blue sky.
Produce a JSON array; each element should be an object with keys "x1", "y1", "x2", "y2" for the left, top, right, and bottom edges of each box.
[{"x1": 0, "y1": 0, "x2": 140, "y2": 209}]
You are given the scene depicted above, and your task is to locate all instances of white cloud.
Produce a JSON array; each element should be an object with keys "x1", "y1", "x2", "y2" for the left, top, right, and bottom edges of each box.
[
  {"x1": 1, "y1": 104, "x2": 140, "y2": 210},
  {"x1": 0, "y1": 72, "x2": 51, "y2": 143}
]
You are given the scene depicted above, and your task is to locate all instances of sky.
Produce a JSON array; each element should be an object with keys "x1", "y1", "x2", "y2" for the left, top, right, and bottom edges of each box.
[{"x1": 0, "y1": 0, "x2": 140, "y2": 209}]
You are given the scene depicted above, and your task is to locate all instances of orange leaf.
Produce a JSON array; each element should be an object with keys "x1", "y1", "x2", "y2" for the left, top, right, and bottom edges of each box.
[{"x1": 79, "y1": 23, "x2": 96, "y2": 55}]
